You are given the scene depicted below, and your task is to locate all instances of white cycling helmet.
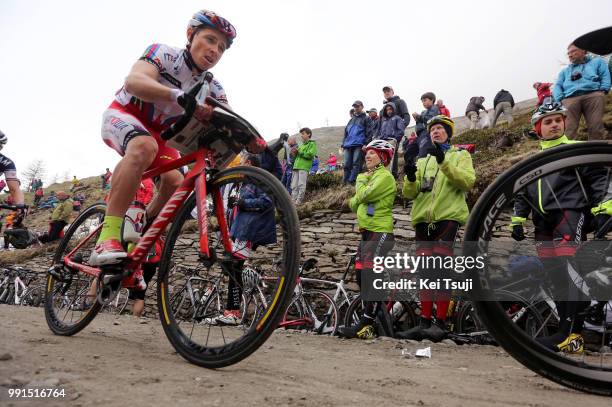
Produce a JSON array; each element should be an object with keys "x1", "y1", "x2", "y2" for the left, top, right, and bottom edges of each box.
[
  {"x1": 362, "y1": 139, "x2": 395, "y2": 165},
  {"x1": 530, "y1": 102, "x2": 567, "y2": 127}
]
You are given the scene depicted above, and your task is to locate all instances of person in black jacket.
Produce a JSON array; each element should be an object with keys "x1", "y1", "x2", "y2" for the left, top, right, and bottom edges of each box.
[
  {"x1": 257, "y1": 146, "x2": 282, "y2": 180},
  {"x1": 382, "y1": 86, "x2": 410, "y2": 126},
  {"x1": 492, "y1": 89, "x2": 515, "y2": 126},
  {"x1": 510, "y1": 103, "x2": 611, "y2": 354}
]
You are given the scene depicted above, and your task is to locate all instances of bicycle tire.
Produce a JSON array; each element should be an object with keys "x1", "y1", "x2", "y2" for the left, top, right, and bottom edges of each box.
[
  {"x1": 456, "y1": 293, "x2": 548, "y2": 338},
  {"x1": 157, "y1": 166, "x2": 300, "y2": 368},
  {"x1": 343, "y1": 294, "x2": 363, "y2": 328},
  {"x1": 284, "y1": 290, "x2": 338, "y2": 334},
  {"x1": 463, "y1": 141, "x2": 612, "y2": 396},
  {"x1": 45, "y1": 202, "x2": 105, "y2": 336},
  {"x1": 5, "y1": 285, "x2": 15, "y2": 305}
]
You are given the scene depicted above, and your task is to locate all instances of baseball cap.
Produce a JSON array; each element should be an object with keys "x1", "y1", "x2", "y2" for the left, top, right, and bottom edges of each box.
[
  {"x1": 352, "y1": 100, "x2": 363, "y2": 107},
  {"x1": 382, "y1": 86, "x2": 393, "y2": 92},
  {"x1": 367, "y1": 108, "x2": 377, "y2": 113}
]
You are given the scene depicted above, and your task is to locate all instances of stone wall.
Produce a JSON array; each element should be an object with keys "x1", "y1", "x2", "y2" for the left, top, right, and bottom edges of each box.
[{"x1": 17, "y1": 206, "x2": 416, "y2": 318}]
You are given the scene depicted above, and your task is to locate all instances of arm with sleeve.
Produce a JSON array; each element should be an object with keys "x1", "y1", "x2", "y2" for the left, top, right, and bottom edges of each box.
[
  {"x1": 402, "y1": 163, "x2": 422, "y2": 200},
  {"x1": 350, "y1": 170, "x2": 395, "y2": 208},
  {"x1": 553, "y1": 70, "x2": 567, "y2": 101},
  {"x1": 437, "y1": 151, "x2": 476, "y2": 192},
  {"x1": 597, "y1": 58, "x2": 611, "y2": 92},
  {"x1": 588, "y1": 166, "x2": 612, "y2": 216},
  {"x1": 298, "y1": 141, "x2": 317, "y2": 161}
]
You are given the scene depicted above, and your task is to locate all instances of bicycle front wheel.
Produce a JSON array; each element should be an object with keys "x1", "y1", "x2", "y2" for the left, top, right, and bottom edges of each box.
[
  {"x1": 157, "y1": 166, "x2": 300, "y2": 368},
  {"x1": 463, "y1": 141, "x2": 612, "y2": 396}
]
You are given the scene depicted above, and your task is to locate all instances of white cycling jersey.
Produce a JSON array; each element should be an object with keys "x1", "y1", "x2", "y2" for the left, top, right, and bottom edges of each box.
[
  {"x1": 113, "y1": 43, "x2": 228, "y2": 129},
  {"x1": 0, "y1": 153, "x2": 18, "y2": 181}
]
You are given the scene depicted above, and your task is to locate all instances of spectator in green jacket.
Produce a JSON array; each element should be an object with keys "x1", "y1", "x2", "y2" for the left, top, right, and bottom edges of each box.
[
  {"x1": 399, "y1": 116, "x2": 475, "y2": 342},
  {"x1": 39, "y1": 191, "x2": 73, "y2": 243},
  {"x1": 338, "y1": 139, "x2": 396, "y2": 340},
  {"x1": 290, "y1": 127, "x2": 317, "y2": 205}
]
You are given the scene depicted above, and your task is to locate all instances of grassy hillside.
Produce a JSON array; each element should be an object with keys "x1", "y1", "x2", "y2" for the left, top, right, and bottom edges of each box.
[
  {"x1": 301, "y1": 93, "x2": 612, "y2": 213},
  {"x1": 1, "y1": 94, "x2": 610, "y2": 264}
]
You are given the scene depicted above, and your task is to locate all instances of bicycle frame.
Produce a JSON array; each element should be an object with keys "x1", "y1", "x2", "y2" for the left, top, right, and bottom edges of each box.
[
  {"x1": 11, "y1": 275, "x2": 27, "y2": 305},
  {"x1": 61, "y1": 147, "x2": 235, "y2": 280}
]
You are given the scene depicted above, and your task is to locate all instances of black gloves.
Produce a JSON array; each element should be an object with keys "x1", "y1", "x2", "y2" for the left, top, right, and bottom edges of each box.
[
  {"x1": 593, "y1": 214, "x2": 611, "y2": 236},
  {"x1": 404, "y1": 163, "x2": 417, "y2": 182},
  {"x1": 177, "y1": 92, "x2": 196, "y2": 112},
  {"x1": 511, "y1": 224, "x2": 525, "y2": 241},
  {"x1": 432, "y1": 143, "x2": 445, "y2": 164}
]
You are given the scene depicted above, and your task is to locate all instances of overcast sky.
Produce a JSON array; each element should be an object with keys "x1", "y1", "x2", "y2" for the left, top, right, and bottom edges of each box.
[{"x1": 1, "y1": 0, "x2": 610, "y2": 184}]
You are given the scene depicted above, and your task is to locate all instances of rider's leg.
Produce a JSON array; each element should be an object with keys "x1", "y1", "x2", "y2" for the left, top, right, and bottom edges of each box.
[
  {"x1": 105, "y1": 137, "x2": 158, "y2": 219},
  {"x1": 91, "y1": 137, "x2": 157, "y2": 265},
  {"x1": 145, "y1": 169, "x2": 183, "y2": 219},
  {"x1": 132, "y1": 299, "x2": 145, "y2": 317}
]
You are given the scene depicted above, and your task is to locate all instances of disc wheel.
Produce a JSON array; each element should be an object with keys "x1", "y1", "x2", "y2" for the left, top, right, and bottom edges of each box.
[{"x1": 463, "y1": 142, "x2": 612, "y2": 395}]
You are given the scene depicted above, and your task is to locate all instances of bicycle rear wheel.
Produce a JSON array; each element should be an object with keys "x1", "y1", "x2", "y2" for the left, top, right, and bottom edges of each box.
[
  {"x1": 44, "y1": 202, "x2": 105, "y2": 335},
  {"x1": 157, "y1": 166, "x2": 300, "y2": 368},
  {"x1": 463, "y1": 142, "x2": 612, "y2": 395}
]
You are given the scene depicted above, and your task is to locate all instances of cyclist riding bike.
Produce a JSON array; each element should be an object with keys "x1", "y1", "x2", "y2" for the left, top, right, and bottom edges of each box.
[
  {"x1": 509, "y1": 102, "x2": 611, "y2": 353},
  {"x1": 93, "y1": 9, "x2": 237, "y2": 266},
  {"x1": 0, "y1": 130, "x2": 26, "y2": 224}
]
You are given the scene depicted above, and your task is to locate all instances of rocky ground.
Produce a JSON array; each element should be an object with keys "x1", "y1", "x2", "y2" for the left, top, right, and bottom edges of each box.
[{"x1": 0, "y1": 306, "x2": 610, "y2": 407}]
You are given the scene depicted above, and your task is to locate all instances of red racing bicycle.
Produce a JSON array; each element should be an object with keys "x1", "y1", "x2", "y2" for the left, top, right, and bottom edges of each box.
[{"x1": 44, "y1": 80, "x2": 301, "y2": 368}]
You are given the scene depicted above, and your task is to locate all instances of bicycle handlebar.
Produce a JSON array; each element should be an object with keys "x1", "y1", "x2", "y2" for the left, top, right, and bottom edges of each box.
[
  {"x1": 160, "y1": 72, "x2": 213, "y2": 141},
  {"x1": 0, "y1": 204, "x2": 27, "y2": 211}
]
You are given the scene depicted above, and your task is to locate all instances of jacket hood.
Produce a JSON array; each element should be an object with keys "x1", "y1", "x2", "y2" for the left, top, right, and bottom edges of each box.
[
  {"x1": 470, "y1": 96, "x2": 485, "y2": 104},
  {"x1": 385, "y1": 95, "x2": 401, "y2": 104},
  {"x1": 382, "y1": 102, "x2": 397, "y2": 117}
]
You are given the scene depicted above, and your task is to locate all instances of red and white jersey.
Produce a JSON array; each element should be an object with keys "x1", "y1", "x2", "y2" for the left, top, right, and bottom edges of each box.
[{"x1": 113, "y1": 43, "x2": 228, "y2": 130}]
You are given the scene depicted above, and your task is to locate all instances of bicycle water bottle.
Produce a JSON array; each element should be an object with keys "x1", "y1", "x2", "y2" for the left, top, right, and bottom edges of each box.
[{"x1": 122, "y1": 201, "x2": 146, "y2": 244}]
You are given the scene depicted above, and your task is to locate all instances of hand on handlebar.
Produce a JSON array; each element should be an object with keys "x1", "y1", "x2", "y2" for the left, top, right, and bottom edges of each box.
[{"x1": 194, "y1": 103, "x2": 214, "y2": 123}]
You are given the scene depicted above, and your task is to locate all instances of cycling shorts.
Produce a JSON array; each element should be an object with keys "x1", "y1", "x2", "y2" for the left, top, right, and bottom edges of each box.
[{"x1": 101, "y1": 102, "x2": 180, "y2": 170}]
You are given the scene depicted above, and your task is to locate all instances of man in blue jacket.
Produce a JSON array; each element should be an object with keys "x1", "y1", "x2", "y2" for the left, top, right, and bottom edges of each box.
[
  {"x1": 553, "y1": 43, "x2": 611, "y2": 140},
  {"x1": 342, "y1": 100, "x2": 371, "y2": 184}
]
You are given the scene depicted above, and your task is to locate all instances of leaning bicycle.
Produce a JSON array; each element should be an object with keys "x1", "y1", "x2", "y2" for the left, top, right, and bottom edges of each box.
[{"x1": 44, "y1": 79, "x2": 301, "y2": 368}]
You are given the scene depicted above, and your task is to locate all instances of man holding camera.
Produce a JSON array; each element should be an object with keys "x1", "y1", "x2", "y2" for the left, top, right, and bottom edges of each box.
[{"x1": 553, "y1": 43, "x2": 611, "y2": 140}]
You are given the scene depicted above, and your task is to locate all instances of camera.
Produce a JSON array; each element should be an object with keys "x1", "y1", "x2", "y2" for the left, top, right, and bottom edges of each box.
[
  {"x1": 570, "y1": 72, "x2": 582, "y2": 81},
  {"x1": 420, "y1": 177, "x2": 435, "y2": 192}
]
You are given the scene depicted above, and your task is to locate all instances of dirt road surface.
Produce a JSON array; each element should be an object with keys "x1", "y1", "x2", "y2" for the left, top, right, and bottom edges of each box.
[{"x1": 0, "y1": 306, "x2": 609, "y2": 407}]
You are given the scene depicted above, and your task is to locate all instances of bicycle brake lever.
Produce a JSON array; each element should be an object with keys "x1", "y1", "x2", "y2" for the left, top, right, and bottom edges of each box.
[{"x1": 160, "y1": 75, "x2": 213, "y2": 141}]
